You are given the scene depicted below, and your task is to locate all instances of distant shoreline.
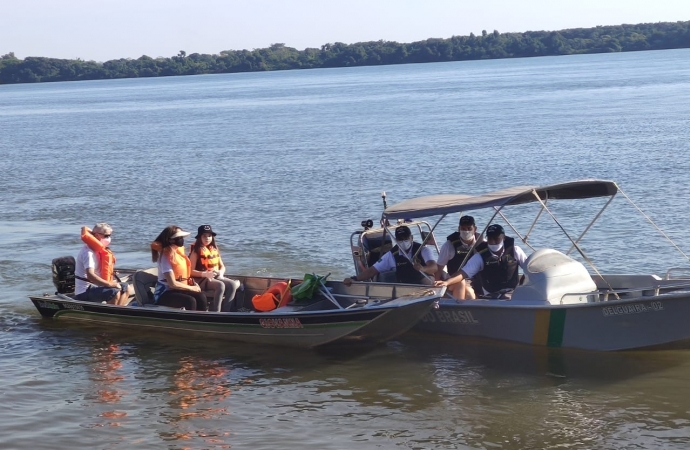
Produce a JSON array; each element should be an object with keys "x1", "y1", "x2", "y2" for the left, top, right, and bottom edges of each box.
[{"x1": 1, "y1": 20, "x2": 689, "y2": 85}]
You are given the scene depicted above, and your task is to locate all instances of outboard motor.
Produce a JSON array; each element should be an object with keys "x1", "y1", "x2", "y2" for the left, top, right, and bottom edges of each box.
[{"x1": 52, "y1": 256, "x2": 76, "y2": 294}]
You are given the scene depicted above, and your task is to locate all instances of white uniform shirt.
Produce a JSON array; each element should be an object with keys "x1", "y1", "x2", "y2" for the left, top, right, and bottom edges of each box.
[
  {"x1": 437, "y1": 233, "x2": 484, "y2": 267},
  {"x1": 75, "y1": 244, "x2": 98, "y2": 295},
  {"x1": 373, "y1": 245, "x2": 435, "y2": 273}
]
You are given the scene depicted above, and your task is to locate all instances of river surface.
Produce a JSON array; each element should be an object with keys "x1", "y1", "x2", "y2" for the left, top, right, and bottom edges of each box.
[{"x1": 2, "y1": 49, "x2": 690, "y2": 449}]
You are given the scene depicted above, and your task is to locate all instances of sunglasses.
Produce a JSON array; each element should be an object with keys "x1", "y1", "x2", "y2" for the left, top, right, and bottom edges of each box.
[{"x1": 102, "y1": 234, "x2": 112, "y2": 238}]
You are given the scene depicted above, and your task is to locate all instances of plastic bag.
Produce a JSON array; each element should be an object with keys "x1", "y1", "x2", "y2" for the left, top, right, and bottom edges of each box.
[{"x1": 291, "y1": 274, "x2": 324, "y2": 301}]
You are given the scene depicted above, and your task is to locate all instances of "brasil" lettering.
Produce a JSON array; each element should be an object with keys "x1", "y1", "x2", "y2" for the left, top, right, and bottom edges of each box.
[{"x1": 422, "y1": 310, "x2": 479, "y2": 324}]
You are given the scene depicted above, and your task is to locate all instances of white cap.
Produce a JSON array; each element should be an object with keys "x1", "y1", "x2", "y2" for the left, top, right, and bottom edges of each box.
[{"x1": 170, "y1": 229, "x2": 191, "y2": 239}]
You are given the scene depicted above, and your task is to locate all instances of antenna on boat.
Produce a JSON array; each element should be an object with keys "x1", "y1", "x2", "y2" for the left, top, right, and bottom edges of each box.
[{"x1": 380, "y1": 191, "x2": 391, "y2": 227}]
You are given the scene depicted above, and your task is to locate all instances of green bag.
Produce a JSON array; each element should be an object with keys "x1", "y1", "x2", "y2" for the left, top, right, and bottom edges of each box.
[{"x1": 291, "y1": 274, "x2": 324, "y2": 301}]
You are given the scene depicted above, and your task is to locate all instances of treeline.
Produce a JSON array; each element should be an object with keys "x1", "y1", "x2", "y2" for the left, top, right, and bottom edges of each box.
[{"x1": 2, "y1": 21, "x2": 689, "y2": 84}]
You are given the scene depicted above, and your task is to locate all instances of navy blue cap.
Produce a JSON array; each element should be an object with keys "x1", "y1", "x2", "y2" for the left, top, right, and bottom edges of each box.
[
  {"x1": 486, "y1": 224, "x2": 505, "y2": 236},
  {"x1": 394, "y1": 226, "x2": 411, "y2": 240},
  {"x1": 459, "y1": 215, "x2": 475, "y2": 226}
]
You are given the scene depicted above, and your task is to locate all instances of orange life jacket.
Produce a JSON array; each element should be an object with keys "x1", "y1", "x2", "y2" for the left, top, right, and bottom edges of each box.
[
  {"x1": 81, "y1": 227, "x2": 115, "y2": 282},
  {"x1": 252, "y1": 281, "x2": 292, "y2": 312},
  {"x1": 164, "y1": 245, "x2": 193, "y2": 285},
  {"x1": 190, "y1": 244, "x2": 220, "y2": 271}
]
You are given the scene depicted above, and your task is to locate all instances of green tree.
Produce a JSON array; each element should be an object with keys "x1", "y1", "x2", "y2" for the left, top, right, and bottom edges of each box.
[{"x1": 2, "y1": 20, "x2": 690, "y2": 84}]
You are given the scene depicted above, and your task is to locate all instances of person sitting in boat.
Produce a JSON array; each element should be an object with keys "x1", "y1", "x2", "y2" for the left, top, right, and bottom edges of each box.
[
  {"x1": 435, "y1": 224, "x2": 527, "y2": 300},
  {"x1": 435, "y1": 215, "x2": 484, "y2": 299},
  {"x1": 74, "y1": 223, "x2": 134, "y2": 305},
  {"x1": 344, "y1": 225, "x2": 438, "y2": 286},
  {"x1": 188, "y1": 225, "x2": 241, "y2": 312},
  {"x1": 150, "y1": 225, "x2": 208, "y2": 311}
]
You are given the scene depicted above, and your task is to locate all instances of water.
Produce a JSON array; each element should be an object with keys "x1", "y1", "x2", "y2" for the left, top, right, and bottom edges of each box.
[{"x1": 2, "y1": 49, "x2": 690, "y2": 449}]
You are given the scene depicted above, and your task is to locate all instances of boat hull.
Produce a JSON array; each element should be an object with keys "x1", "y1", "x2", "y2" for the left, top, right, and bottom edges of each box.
[
  {"x1": 415, "y1": 292, "x2": 690, "y2": 351},
  {"x1": 29, "y1": 289, "x2": 438, "y2": 349}
]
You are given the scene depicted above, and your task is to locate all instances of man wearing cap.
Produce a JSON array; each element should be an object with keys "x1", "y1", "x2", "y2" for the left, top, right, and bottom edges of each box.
[
  {"x1": 74, "y1": 222, "x2": 134, "y2": 305},
  {"x1": 344, "y1": 225, "x2": 438, "y2": 286},
  {"x1": 435, "y1": 224, "x2": 527, "y2": 299},
  {"x1": 435, "y1": 215, "x2": 484, "y2": 299}
]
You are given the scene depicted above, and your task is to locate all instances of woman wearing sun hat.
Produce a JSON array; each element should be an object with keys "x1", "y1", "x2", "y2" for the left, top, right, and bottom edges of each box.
[
  {"x1": 189, "y1": 224, "x2": 241, "y2": 312},
  {"x1": 150, "y1": 225, "x2": 208, "y2": 311}
]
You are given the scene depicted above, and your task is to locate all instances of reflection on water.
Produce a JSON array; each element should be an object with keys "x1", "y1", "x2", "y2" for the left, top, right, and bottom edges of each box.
[
  {"x1": 2, "y1": 310, "x2": 690, "y2": 449},
  {"x1": 398, "y1": 333, "x2": 690, "y2": 449},
  {"x1": 401, "y1": 332, "x2": 685, "y2": 381},
  {"x1": 160, "y1": 356, "x2": 234, "y2": 448},
  {"x1": 88, "y1": 339, "x2": 127, "y2": 426}
]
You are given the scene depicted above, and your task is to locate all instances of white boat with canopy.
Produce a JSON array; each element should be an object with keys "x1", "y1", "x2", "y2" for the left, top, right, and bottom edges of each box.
[{"x1": 349, "y1": 180, "x2": 690, "y2": 351}]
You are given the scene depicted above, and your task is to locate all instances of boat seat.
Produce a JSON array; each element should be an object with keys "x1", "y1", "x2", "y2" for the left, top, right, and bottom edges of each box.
[
  {"x1": 361, "y1": 230, "x2": 393, "y2": 269},
  {"x1": 361, "y1": 231, "x2": 395, "y2": 282},
  {"x1": 132, "y1": 268, "x2": 229, "y2": 309},
  {"x1": 132, "y1": 268, "x2": 158, "y2": 305},
  {"x1": 376, "y1": 271, "x2": 398, "y2": 283}
]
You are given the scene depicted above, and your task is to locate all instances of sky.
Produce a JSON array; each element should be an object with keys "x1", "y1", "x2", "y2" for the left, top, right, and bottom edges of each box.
[{"x1": 2, "y1": 0, "x2": 689, "y2": 61}]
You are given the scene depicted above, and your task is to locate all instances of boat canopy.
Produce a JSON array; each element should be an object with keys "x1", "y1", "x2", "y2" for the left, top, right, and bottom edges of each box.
[{"x1": 382, "y1": 180, "x2": 619, "y2": 221}]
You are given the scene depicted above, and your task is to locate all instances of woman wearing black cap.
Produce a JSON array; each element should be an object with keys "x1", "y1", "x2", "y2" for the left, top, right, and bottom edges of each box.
[{"x1": 189, "y1": 225, "x2": 241, "y2": 312}]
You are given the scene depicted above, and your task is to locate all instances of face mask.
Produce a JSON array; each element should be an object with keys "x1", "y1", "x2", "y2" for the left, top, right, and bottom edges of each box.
[
  {"x1": 398, "y1": 239, "x2": 413, "y2": 251},
  {"x1": 460, "y1": 230, "x2": 474, "y2": 241},
  {"x1": 172, "y1": 237, "x2": 184, "y2": 247},
  {"x1": 488, "y1": 242, "x2": 504, "y2": 253},
  {"x1": 100, "y1": 237, "x2": 111, "y2": 246}
]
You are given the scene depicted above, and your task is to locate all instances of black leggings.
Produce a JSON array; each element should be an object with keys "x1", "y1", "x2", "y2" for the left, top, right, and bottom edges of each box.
[{"x1": 157, "y1": 289, "x2": 208, "y2": 311}]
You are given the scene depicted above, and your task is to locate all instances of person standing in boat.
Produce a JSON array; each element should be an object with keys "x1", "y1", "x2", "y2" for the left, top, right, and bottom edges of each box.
[
  {"x1": 344, "y1": 225, "x2": 438, "y2": 285},
  {"x1": 74, "y1": 223, "x2": 133, "y2": 305},
  {"x1": 188, "y1": 225, "x2": 241, "y2": 312},
  {"x1": 435, "y1": 215, "x2": 484, "y2": 299},
  {"x1": 435, "y1": 224, "x2": 527, "y2": 300},
  {"x1": 150, "y1": 226, "x2": 208, "y2": 311}
]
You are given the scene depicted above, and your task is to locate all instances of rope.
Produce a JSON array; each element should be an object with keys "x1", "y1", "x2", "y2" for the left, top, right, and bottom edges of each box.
[{"x1": 617, "y1": 187, "x2": 690, "y2": 263}]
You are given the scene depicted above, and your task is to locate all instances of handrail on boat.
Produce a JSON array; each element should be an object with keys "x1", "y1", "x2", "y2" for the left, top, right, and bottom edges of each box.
[
  {"x1": 664, "y1": 267, "x2": 690, "y2": 280},
  {"x1": 559, "y1": 280, "x2": 690, "y2": 304}
]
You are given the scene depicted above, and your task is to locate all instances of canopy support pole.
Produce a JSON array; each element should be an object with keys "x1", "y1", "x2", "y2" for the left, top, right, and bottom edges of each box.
[
  {"x1": 529, "y1": 190, "x2": 619, "y2": 298},
  {"x1": 524, "y1": 198, "x2": 547, "y2": 244},
  {"x1": 382, "y1": 216, "x2": 445, "y2": 284},
  {"x1": 566, "y1": 191, "x2": 617, "y2": 256},
  {"x1": 490, "y1": 207, "x2": 537, "y2": 252},
  {"x1": 617, "y1": 187, "x2": 690, "y2": 263}
]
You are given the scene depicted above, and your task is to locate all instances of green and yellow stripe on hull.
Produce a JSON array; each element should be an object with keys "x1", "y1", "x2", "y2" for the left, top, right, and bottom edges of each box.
[{"x1": 532, "y1": 309, "x2": 567, "y2": 347}]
